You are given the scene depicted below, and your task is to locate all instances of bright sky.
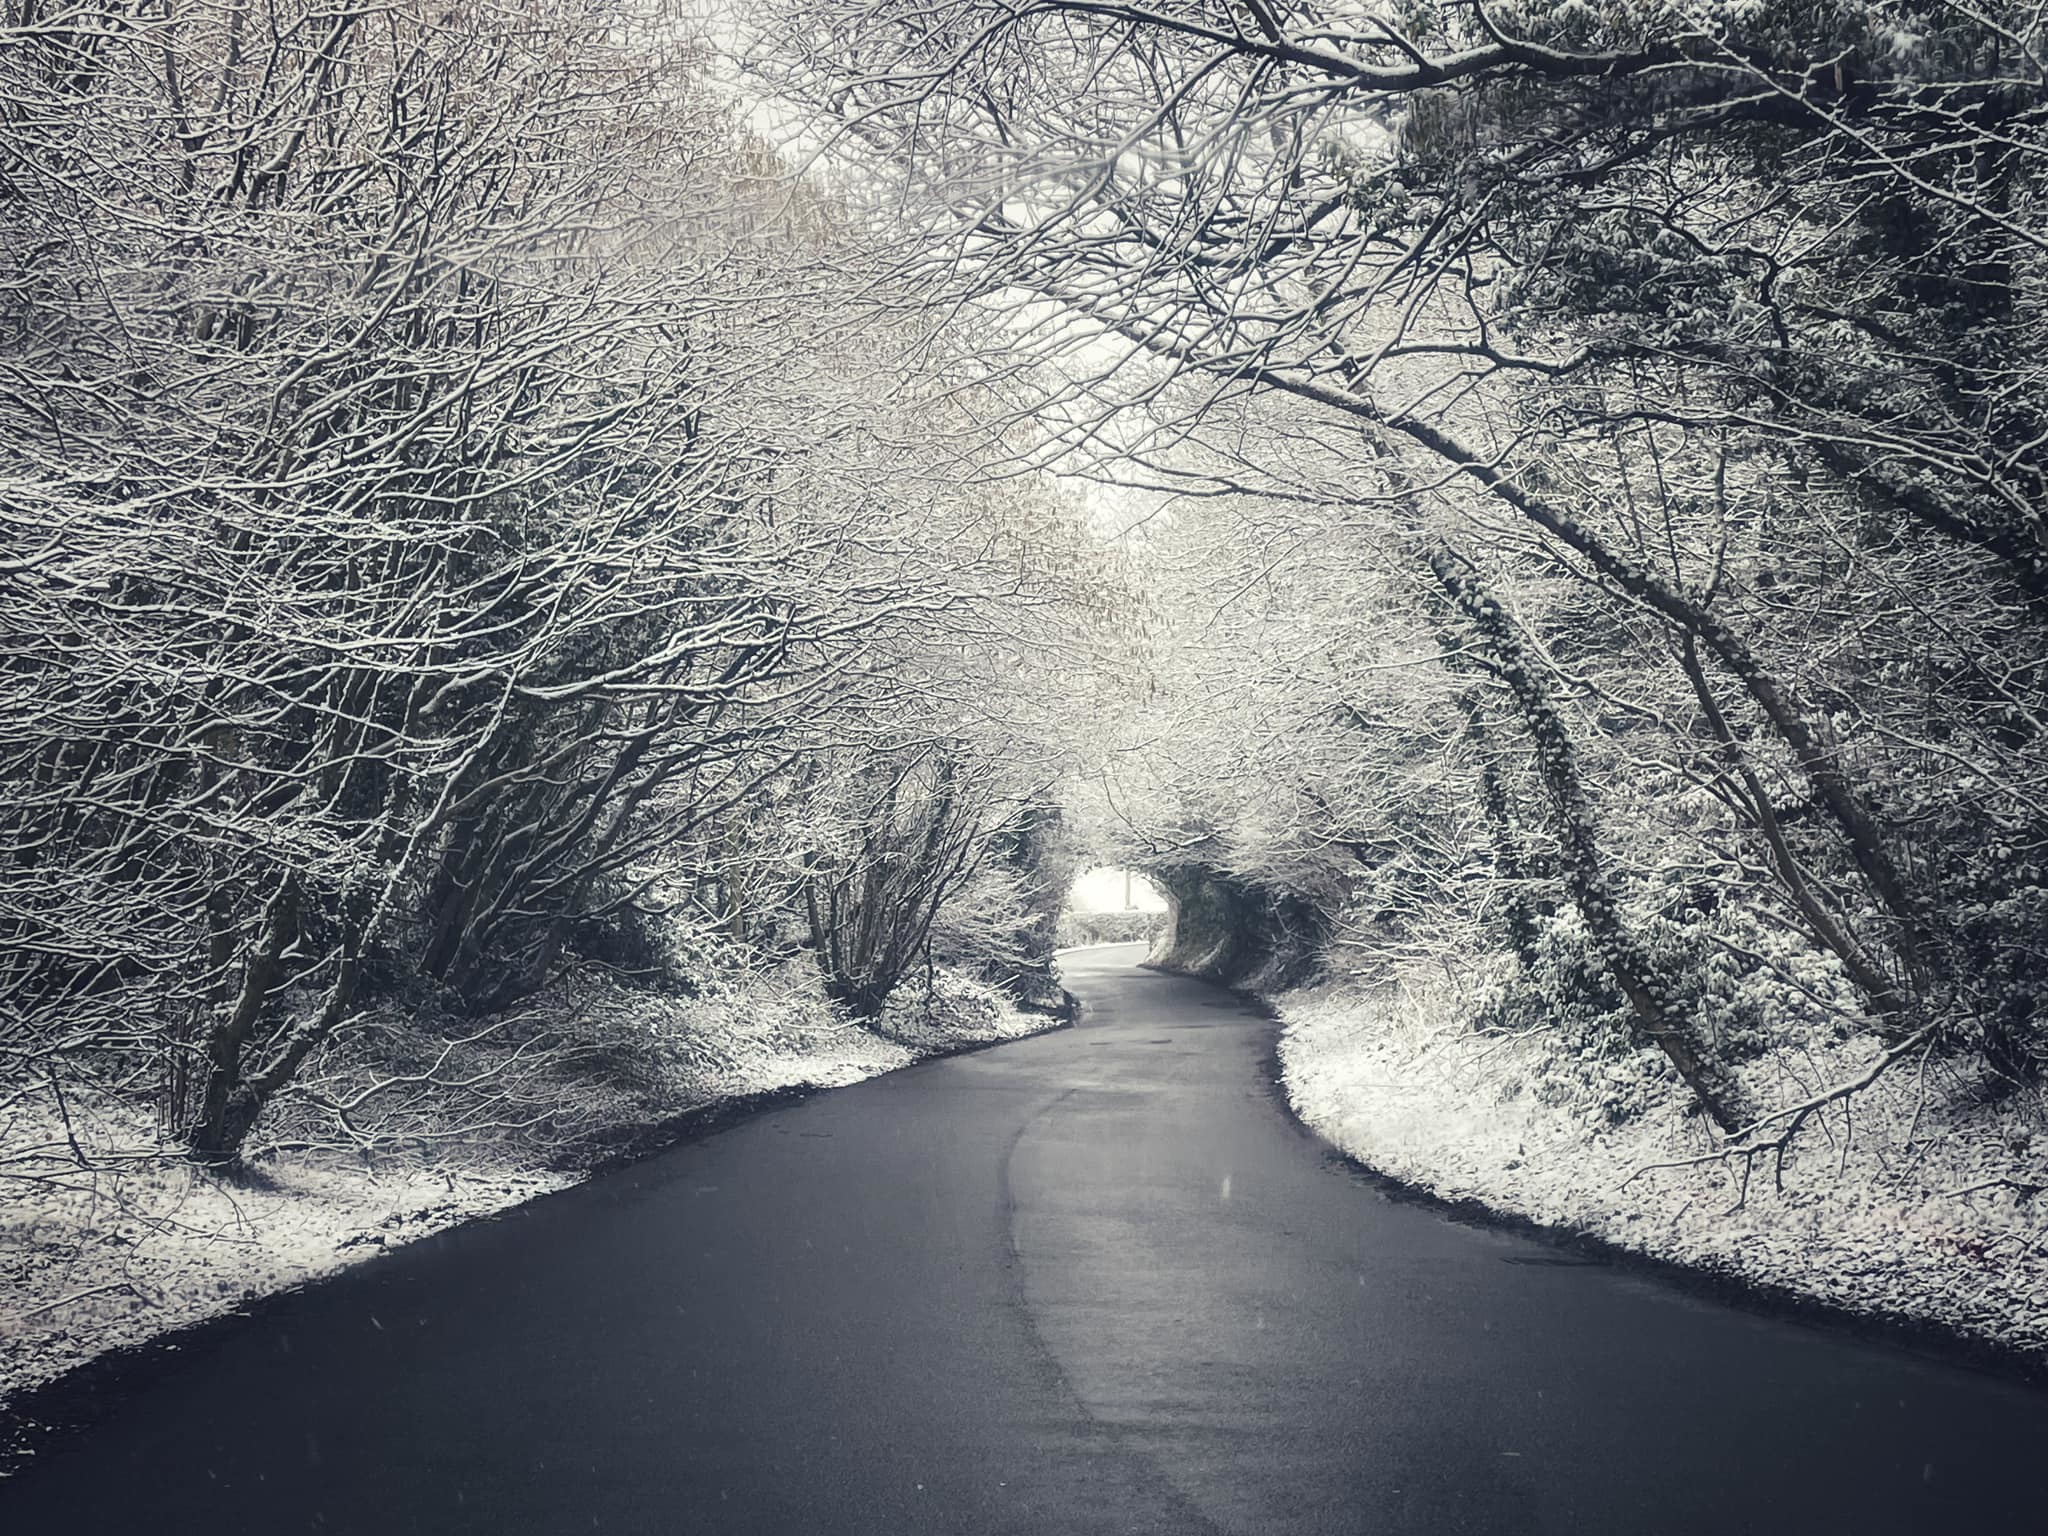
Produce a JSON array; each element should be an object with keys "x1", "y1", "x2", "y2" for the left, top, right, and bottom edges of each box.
[{"x1": 1068, "y1": 866, "x2": 1169, "y2": 913}]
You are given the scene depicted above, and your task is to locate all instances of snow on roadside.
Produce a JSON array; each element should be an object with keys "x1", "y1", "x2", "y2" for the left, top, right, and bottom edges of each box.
[
  {"x1": 1277, "y1": 968, "x2": 2048, "y2": 1358},
  {"x1": 0, "y1": 1142, "x2": 570, "y2": 1412},
  {"x1": 1, "y1": 968, "x2": 1060, "y2": 1414},
  {"x1": 873, "y1": 970, "x2": 1070, "y2": 1055}
]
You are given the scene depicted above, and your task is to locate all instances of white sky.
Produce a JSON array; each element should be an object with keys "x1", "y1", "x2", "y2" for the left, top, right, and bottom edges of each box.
[{"x1": 1068, "y1": 866, "x2": 1169, "y2": 913}]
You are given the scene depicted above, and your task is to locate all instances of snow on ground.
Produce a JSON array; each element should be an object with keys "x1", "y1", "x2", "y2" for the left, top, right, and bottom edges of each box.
[
  {"x1": 1277, "y1": 966, "x2": 2048, "y2": 1358},
  {"x1": 0, "y1": 968, "x2": 1060, "y2": 1413},
  {"x1": 0, "y1": 1136, "x2": 570, "y2": 1411}
]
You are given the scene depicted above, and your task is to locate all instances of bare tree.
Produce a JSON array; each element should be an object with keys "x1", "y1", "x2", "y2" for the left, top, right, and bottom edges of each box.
[{"x1": 0, "y1": 0, "x2": 1103, "y2": 1164}]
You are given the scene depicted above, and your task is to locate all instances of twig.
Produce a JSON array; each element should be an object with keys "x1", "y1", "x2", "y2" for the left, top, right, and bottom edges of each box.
[
  {"x1": 1940, "y1": 1175, "x2": 2045, "y2": 1201},
  {"x1": 23, "y1": 1281, "x2": 150, "y2": 1319},
  {"x1": 1626, "y1": 1025, "x2": 1941, "y2": 1197},
  {"x1": 47, "y1": 1066, "x2": 94, "y2": 1170}
]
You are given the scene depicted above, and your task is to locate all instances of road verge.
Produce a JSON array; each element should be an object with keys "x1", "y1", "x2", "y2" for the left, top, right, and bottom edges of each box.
[
  {"x1": 1260, "y1": 970, "x2": 2048, "y2": 1384},
  {"x1": 0, "y1": 976, "x2": 1071, "y2": 1472}
]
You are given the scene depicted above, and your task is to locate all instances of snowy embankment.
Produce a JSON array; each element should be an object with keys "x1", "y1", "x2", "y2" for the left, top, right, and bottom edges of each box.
[
  {"x1": 1, "y1": 968, "x2": 1058, "y2": 1412},
  {"x1": 1277, "y1": 968, "x2": 2048, "y2": 1359}
]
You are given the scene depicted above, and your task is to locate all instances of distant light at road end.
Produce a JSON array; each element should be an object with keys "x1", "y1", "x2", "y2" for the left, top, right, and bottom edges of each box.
[{"x1": 1068, "y1": 865, "x2": 1168, "y2": 913}]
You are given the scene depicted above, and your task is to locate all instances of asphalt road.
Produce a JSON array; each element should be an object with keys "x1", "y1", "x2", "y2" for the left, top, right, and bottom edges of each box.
[{"x1": 5, "y1": 943, "x2": 2047, "y2": 1534}]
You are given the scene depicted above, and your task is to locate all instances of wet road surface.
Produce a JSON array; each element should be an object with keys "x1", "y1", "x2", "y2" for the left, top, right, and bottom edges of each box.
[{"x1": 4, "y1": 943, "x2": 2046, "y2": 1533}]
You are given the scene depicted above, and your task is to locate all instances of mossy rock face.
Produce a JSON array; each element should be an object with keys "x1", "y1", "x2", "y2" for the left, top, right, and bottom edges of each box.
[{"x1": 1146, "y1": 865, "x2": 1325, "y2": 988}]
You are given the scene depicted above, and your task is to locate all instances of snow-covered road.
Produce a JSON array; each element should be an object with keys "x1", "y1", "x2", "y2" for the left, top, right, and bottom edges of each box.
[{"x1": 4, "y1": 943, "x2": 2044, "y2": 1533}]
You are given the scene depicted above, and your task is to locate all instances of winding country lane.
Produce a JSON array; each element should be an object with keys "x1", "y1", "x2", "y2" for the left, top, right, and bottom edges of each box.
[{"x1": 5, "y1": 943, "x2": 2046, "y2": 1534}]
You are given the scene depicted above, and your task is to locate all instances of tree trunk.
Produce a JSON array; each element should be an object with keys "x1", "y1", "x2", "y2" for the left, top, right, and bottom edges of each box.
[
  {"x1": 1430, "y1": 550, "x2": 1756, "y2": 1133},
  {"x1": 186, "y1": 876, "x2": 298, "y2": 1164}
]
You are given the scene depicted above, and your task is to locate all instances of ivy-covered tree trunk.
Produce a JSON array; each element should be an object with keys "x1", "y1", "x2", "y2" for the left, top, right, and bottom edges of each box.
[
  {"x1": 1429, "y1": 549, "x2": 1756, "y2": 1134},
  {"x1": 1466, "y1": 705, "x2": 1548, "y2": 975}
]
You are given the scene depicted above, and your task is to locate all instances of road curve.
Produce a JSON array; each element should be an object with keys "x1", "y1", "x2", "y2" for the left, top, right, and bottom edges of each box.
[{"x1": 4, "y1": 943, "x2": 2046, "y2": 1534}]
